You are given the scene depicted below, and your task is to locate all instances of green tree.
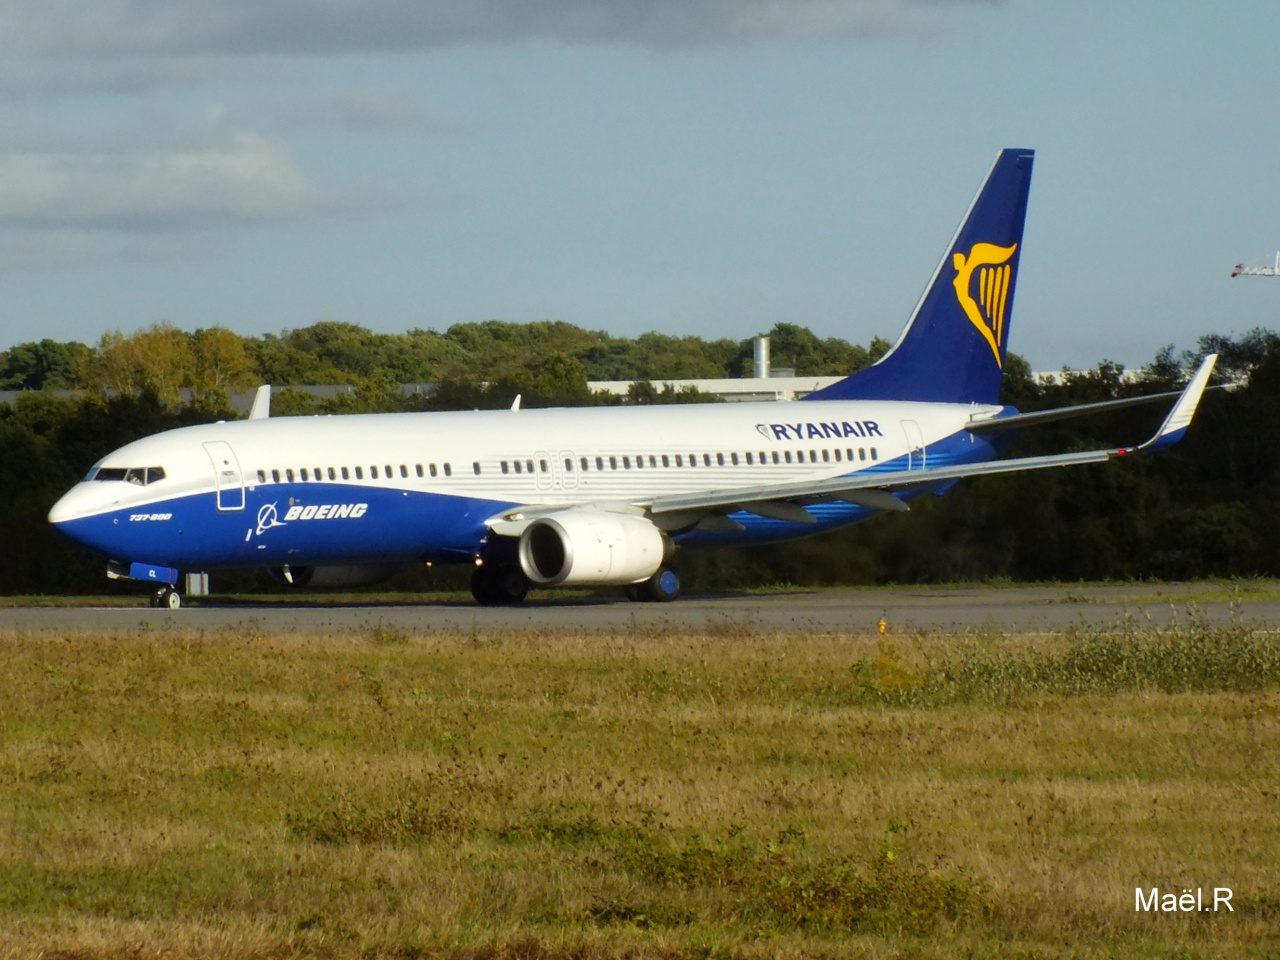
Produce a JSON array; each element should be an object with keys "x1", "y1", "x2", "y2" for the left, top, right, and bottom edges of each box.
[
  {"x1": 75, "y1": 324, "x2": 195, "y2": 408},
  {"x1": 0, "y1": 339, "x2": 90, "y2": 390},
  {"x1": 190, "y1": 327, "x2": 259, "y2": 408}
]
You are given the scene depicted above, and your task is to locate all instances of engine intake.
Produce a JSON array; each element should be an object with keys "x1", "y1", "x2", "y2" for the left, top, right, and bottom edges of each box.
[{"x1": 518, "y1": 511, "x2": 667, "y2": 586}]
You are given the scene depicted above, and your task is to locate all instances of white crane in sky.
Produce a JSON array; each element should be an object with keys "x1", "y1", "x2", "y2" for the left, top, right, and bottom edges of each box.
[{"x1": 1231, "y1": 252, "x2": 1280, "y2": 277}]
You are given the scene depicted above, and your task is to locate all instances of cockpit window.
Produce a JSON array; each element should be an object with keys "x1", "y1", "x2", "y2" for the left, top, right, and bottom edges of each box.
[{"x1": 91, "y1": 466, "x2": 166, "y2": 485}]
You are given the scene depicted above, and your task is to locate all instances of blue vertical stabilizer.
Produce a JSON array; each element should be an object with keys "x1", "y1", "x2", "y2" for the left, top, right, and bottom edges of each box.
[{"x1": 805, "y1": 148, "x2": 1034, "y2": 404}]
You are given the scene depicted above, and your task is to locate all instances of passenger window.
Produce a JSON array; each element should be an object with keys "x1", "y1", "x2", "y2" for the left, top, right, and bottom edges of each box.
[
  {"x1": 784, "y1": 451, "x2": 793, "y2": 464},
  {"x1": 703, "y1": 454, "x2": 712, "y2": 467},
  {"x1": 342, "y1": 466, "x2": 350, "y2": 480},
  {"x1": 272, "y1": 469, "x2": 281, "y2": 483},
  {"x1": 564, "y1": 458, "x2": 573, "y2": 472},
  {"x1": 823, "y1": 450, "x2": 830, "y2": 462},
  {"x1": 745, "y1": 452, "x2": 753, "y2": 465},
  {"x1": 609, "y1": 456, "x2": 618, "y2": 470},
  {"x1": 526, "y1": 459, "x2": 534, "y2": 473},
  {"x1": 623, "y1": 456, "x2": 631, "y2": 469},
  {"x1": 329, "y1": 467, "x2": 337, "y2": 480},
  {"x1": 443, "y1": 463, "x2": 452, "y2": 476},
  {"x1": 871, "y1": 448, "x2": 878, "y2": 461},
  {"x1": 301, "y1": 468, "x2": 309, "y2": 481},
  {"x1": 286, "y1": 469, "x2": 295, "y2": 482},
  {"x1": 314, "y1": 467, "x2": 321, "y2": 479},
  {"x1": 400, "y1": 465, "x2": 408, "y2": 478},
  {"x1": 514, "y1": 461, "x2": 522, "y2": 475},
  {"x1": 370, "y1": 466, "x2": 378, "y2": 479},
  {"x1": 834, "y1": 450, "x2": 842, "y2": 462},
  {"x1": 716, "y1": 453, "x2": 725, "y2": 466},
  {"x1": 859, "y1": 449, "x2": 866, "y2": 461},
  {"x1": 731, "y1": 453, "x2": 739, "y2": 466},
  {"x1": 502, "y1": 461, "x2": 510, "y2": 475},
  {"x1": 416, "y1": 464, "x2": 423, "y2": 478},
  {"x1": 385, "y1": 465, "x2": 393, "y2": 478},
  {"x1": 580, "y1": 457, "x2": 589, "y2": 472},
  {"x1": 675, "y1": 454, "x2": 683, "y2": 467},
  {"x1": 662, "y1": 455, "x2": 670, "y2": 468},
  {"x1": 634, "y1": 456, "x2": 642, "y2": 469},
  {"x1": 596, "y1": 457, "x2": 604, "y2": 471},
  {"x1": 355, "y1": 466, "x2": 364, "y2": 479},
  {"x1": 540, "y1": 460, "x2": 548, "y2": 473},
  {"x1": 429, "y1": 464, "x2": 438, "y2": 477},
  {"x1": 469, "y1": 462, "x2": 477, "y2": 475},
  {"x1": 256, "y1": 469, "x2": 266, "y2": 483}
]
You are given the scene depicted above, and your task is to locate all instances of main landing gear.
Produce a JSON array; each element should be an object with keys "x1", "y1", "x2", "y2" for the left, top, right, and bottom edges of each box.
[
  {"x1": 470, "y1": 564, "x2": 530, "y2": 606},
  {"x1": 624, "y1": 565, "x2": 681, "y2": 603},
  {"x1": 150, "y1": 586, "x2": 182, "y2": 609}
]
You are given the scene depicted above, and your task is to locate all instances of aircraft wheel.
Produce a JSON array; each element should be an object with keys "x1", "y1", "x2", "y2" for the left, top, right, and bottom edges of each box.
[
  {"x1": 470, "y1": 567, "x2": 497, "y2": 605},
  {"x1": 623, "y1": 583, "x2": 647, "y2": 603},
  {"x1": 492, "y1": 565, "x2": 529, "y2": 605},
  {"x1": 159, "y1": 587, "x2": 182, "y2": 610},
  {"x1": 645, "y1": 565, "x2": 681, "y2": 603},
  {"x1": 471, "y1": 565, "x2": 528, "y2": 606}
]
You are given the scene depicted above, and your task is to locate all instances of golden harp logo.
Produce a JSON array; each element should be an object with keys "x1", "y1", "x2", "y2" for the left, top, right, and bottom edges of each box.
[{"x1": 952, "y1": 242, "x2": 1017, "y2": 367}]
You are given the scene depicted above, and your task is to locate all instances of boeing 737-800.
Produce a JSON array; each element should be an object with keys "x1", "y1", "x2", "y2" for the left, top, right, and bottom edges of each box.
[{"x1": 48, "y1": 149, "x2": 1217, "y2": 608}]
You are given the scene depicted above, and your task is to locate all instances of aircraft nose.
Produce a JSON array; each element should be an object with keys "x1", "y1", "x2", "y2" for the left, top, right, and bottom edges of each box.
[
  {"x1": 48, "y1": 488, "x2": 80, "y2": 525},
  {"x1": 48, "y1": 483, "x2": 106, "y2": 527}
]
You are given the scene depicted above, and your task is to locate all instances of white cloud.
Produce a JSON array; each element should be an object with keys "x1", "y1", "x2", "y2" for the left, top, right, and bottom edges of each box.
[
  {"x1": 272, "y1": 91, "x2": 444, "y2": 133},
  {"x1": 0, "y1": 132, "x2": 329, "y2": 229},
  {"x1": 0, "y1": 129, "x2": 351, "y2": 267},
  {"x1": 0, "y1": 0, "x2": 974, "y2": 61}
]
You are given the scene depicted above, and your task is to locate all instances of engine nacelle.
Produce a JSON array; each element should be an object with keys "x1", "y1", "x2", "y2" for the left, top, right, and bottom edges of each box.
[
  {"x1": 518, "y1": 511, "x2": 667, "y2": 586},
  {"x1": 266, "y1": 563, "x2": 398, "y2": 589}
]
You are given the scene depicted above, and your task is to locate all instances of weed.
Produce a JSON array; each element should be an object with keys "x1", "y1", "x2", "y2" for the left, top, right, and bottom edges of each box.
[{"x1": 286, "y1": 793, "x2": 471, "y2": 845}]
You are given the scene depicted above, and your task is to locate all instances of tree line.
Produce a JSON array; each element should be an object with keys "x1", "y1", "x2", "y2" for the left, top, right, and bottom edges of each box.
[{"x1": 1, "y1": 321, "x2": 1275, "y2": 596}]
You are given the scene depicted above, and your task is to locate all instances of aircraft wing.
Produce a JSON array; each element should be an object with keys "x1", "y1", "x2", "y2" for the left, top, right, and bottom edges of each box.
[{"x1": 643, "y1": 354, "x2": 1218, "y2": 527}]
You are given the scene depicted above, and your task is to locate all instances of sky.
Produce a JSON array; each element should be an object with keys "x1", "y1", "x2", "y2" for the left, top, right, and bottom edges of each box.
[{"x1": 2, "y1": 0, "x2": 1279, "y2": 371}]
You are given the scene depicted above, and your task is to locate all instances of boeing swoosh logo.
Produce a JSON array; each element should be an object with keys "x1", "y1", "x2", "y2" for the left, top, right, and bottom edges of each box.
[{"x1": 256, "y1": 503, "x2": 287, "y2": 536}]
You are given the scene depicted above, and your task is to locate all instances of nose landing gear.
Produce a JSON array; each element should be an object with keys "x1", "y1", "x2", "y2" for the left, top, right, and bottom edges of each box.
[{"x1": 150, "y1": 586, "x2": 182, "y2": 609}]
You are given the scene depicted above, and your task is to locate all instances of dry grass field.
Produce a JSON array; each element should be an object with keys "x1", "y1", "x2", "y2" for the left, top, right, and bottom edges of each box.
[{"x1": 0, "y1": 615, "x2": 1276, "y2": 959}]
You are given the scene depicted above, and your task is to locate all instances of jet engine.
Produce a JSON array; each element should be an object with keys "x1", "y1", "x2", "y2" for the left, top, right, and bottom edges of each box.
[{"x1": 517, "y1": 511, "x2": 669, "y2": 586}]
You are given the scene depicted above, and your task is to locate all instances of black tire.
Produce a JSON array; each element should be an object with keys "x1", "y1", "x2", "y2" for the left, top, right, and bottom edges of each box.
[
  {"x1": 471, "y1": 566, "x2": 497, "y2": 605},
  {"x1": 623, "y1": 583, "x2": 647, "y2": 603},
  {"x1": 471, "y1": 565, "x2": 529, "y2": 606},
  {"x1": 492, "y1": 565, "x2": 529, "y2": 605}
]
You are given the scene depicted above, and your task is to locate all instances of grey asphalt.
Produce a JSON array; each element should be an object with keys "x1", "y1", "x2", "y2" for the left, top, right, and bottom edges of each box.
[{"x1": 1, "y1": 583, "x2": 1272, "y2": 633}]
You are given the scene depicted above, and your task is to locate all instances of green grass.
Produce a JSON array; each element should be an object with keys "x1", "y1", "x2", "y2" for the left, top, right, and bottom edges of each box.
[{"x1": 0, "y1": 619, "x2": 1277, "y2": 958}]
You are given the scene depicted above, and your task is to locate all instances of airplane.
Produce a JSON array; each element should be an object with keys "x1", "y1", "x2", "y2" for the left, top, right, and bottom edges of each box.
[{"x1": 48, "y1": 148, "x2": 1218, "y2": 609}]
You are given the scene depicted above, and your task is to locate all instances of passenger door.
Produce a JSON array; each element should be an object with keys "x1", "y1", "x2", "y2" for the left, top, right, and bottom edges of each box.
[{"x1": 203, "y1": 441, "x2": 245, "y2": 511}]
